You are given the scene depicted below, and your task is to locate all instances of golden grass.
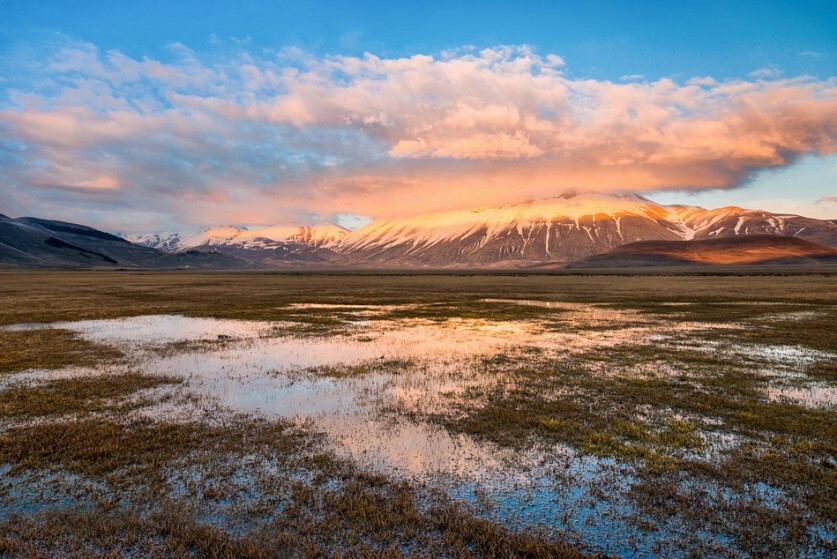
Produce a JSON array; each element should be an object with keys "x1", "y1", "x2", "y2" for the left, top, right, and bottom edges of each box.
[
  {"x1": 0, "y1": 328, "x2": 122, "y2": 374},
  {"x1": 0, "y1": 373, "x2": 181, "y2": 418}
]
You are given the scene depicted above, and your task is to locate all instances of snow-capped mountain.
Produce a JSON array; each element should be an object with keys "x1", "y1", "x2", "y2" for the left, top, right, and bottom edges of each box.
[
  {"x1": 330, "y1": 192, "x2": 837, "y2": 266},
  {"x1": 124, "y1": 192, "x2": 837, "y2": 267},
  {"x1": 333, "y1": 192, "x2": 677, "y2": 265},
  {"x1": 126, "y1": 223, "x2": 349, "y2": 266},
  {"x1": 127, "y1": 232, "x2": 183, "y2": 252},
  {"x1": 127, "y1": 223, "x2": 349, "y2": 252}
]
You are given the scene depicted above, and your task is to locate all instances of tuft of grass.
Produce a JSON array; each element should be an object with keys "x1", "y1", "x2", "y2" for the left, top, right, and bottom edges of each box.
[
  {"x1": 311, "y1": 359, "x2": 414, "y2": 379},
  {"x1": 0, "y1": 373, "x2": 181, "y2": 418},
  {"x1": 0, "y1": 414, "x2": 593, "y2": 558},
  {"x1": 0, "y1": 490, "x2": 592, "y2": 559},
  {"x1": 0, "y1": 328, "x2": 122, "y2": 374},
  {"x1": 805, "y1": 360, "x2": 837, "y2": 382},
  {"x1": 382, "y1": 300, "x2": 569, "y2": 322},
  {"x1": 740, "y1": 311, "x2": 837, "y2": 352},
  {"x1": 0, "y1": 417, "x2": 308, "y2": 479}
]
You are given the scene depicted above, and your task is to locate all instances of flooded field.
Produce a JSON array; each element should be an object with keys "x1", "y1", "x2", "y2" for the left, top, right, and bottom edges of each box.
[{"x1": 0, "y1": 271, "x2": 835, "y2": 558}]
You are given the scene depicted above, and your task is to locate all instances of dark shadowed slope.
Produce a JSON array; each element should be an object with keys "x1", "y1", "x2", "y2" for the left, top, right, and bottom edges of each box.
[
  {"x1": 564, "y1": 235, "x2": 837, "y2": 268},
  {"x1": 0, "y1": 214, "x2": 251, "y2": 269}
]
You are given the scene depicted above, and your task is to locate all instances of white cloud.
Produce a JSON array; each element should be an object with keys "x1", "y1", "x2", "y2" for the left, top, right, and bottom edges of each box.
[{"x1": 749, "y1": 64, "x2": 783, "y2": 79}]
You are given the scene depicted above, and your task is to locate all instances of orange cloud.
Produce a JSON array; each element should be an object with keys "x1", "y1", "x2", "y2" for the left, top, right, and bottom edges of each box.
[{"x1": 0, "y1": 41, "x2": 834, "y2": 227}]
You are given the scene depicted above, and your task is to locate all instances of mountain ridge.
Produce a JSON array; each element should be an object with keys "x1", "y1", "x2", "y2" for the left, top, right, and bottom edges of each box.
[
  {"x1": 4, "y1": 191, "x2": 836, "y2": 268},
  {"x1": 127, "y1": 191, "x2": 837, "y2": 267}
]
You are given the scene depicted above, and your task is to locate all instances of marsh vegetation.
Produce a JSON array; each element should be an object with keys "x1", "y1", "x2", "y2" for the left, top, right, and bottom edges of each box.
[{"x1": 0, "y1": 270, "x2": 834, "y2": 557}]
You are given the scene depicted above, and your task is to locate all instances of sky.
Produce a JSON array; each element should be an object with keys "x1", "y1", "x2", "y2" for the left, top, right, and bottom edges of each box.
[{"x1": 0, "y1": 0, "x2": 835, "y2": 232}]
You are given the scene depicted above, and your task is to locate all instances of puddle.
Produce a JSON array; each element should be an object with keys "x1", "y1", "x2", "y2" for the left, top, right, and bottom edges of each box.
[
  {"x1": 766, "y1": 384, "x2": 837, "y2": 408},
  {"x1": 2, "y1": 304, "x2": 833, "y2": 557},
  {"x1": 481, "y1": 298, "x2": 646, "y2": 323}
]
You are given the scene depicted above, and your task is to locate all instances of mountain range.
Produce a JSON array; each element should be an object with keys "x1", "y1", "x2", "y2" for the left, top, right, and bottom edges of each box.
[
  {"x1": 128, "y1": 223, "x2": 349, "y2": 267},
  {"x1": 127, "y1": 191, "x2": 837, "y2": 267},
  {"x1": 3, "y1": 192, "x2": 837, "y2": 269}
]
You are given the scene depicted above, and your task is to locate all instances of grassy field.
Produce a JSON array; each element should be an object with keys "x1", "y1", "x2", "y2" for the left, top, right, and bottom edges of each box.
[
  {"x1": 1, "y1": 268, "x2": 835, "y2": 324},
  {"x1": 0, "y1": 269, "x2": 834, "y2": 558}
]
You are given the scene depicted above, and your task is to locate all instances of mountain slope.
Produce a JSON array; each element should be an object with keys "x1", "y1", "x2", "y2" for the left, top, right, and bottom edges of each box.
[
  {"x1": 0, "y1": 214, "x2": 250, "y2": 269},
  {"x1": 666, "y1": 206, "x2": 837, "y2": 246},
  {"x1": 564, "y1": 235, "x2": 837, "y2": 268}
]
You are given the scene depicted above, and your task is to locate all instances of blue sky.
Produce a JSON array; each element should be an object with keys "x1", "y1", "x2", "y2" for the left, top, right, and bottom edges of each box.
[
  {"x1": 3, "y1": 1, "x2": 835, "y2": 80},
  {"x1": 0, "y1": 0, "x2": 835, "y2": 230}
]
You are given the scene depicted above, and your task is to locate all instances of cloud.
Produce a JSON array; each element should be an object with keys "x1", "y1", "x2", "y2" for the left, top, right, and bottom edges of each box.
[
  {"x1": 816, "y1": 195, "x2": 837, "y2": 204},
  {"x1": 749, "y1": 64, "x2": 783, "y2": 79},
  {"x1": 0, "y1": 39, "x2": 835, "y2": 230}
]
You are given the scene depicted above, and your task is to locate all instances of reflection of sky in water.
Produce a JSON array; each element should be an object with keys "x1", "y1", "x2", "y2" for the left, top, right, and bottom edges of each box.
[
  {"x1": 54, "y1": 314, "x2": 278, "y2": 344},
  {"x1": 4, "y1": 303, "x2": 834, "y2": 557},
  {"x1": 767, "y1": 384, "x2": 837, "y2": 408}
]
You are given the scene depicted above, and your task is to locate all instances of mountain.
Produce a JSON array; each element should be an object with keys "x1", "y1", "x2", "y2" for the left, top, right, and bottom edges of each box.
[
  {"x1": 6, "y1": 192, "x2": 835, "y2": 269},
  {"x1": 0, "y1": 214, "x2": 250, "y2": 269},
  {"x1": 329, "y1": 192, "x2": 837, "y2": 267},
  {"x1": 127, "y1": 223, "x2": 349, "y2": 266},
  {"x1": 127, "y1": 232, "x2": 183, "y2": 252},
  {"x1": 129, "y1": 223, "x2": 348, "y2": 252},
  {"x1": 564, "y1": 235, "x2": 837, "y2": 268}
]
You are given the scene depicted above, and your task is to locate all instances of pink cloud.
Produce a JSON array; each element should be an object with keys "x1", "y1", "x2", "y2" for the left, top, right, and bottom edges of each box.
[{"x1": 0, "y1": 41, "x2": 835, "y2": 228}]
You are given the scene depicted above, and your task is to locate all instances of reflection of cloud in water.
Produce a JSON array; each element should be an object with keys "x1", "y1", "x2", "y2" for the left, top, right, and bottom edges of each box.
[{"x1": 6, "y1": 305, "x2": 832, "y2": 556}]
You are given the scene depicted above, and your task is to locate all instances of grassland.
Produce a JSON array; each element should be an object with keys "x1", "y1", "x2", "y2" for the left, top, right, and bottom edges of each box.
[
  {"x1": 0, "y1": 269, "x2": 834, "y2": 557},
  {"x1": 1, "y1": 268, "x2": 835, "y2": 326}
]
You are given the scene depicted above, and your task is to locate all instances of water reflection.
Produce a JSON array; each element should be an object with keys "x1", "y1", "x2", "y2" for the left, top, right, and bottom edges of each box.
[{"x1": 3, "y1": 303, "x2": 833, "y2": 556}]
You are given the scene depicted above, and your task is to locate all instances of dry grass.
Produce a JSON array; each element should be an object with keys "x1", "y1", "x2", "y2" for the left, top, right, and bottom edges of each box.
[
  {"x1": 0, "y1": 269, "x2": 833, "y2": 557},
  {"x1": 0, "y1": 414, "x2": 593, "y2": 558},
  {"x1": 1, "y1": 269, "x2": 835, "y2": 327},
  {"x1": 0, "y1": 417, "x2": 307, "y2": 479},
  {"x1": 0, "y1": 373, "x2": 180, "y2": 418},
  {"x1": 423, "y1": 342, "x2": 836, "y2": 555},
  {"x1": 0, "y1": 328, "x2": 122, "y2": 374},
  {"x1": 0, "y1": 493, "x2": 591, "y2": 559}
]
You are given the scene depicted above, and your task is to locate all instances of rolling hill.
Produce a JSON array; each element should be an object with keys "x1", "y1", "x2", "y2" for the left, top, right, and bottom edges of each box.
[
  {"x1": 0, "y1": 214, "x2": 250, "y2": 269},
  {"x1": 563, "y1": 235, "x2": 837, "y2": 268}
]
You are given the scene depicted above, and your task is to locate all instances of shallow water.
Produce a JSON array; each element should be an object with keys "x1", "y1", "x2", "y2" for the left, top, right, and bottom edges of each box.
[{"x1": 3, "y1": 304, "x2": 834, "y2": 556}]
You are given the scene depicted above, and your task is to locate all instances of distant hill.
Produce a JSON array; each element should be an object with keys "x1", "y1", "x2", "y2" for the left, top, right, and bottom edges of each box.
[
  {"x1": 564, "y1": 235, "x2": 837, "y2": 268},
  {"x1": 0, "y1": 214, "x2": 251, "y2": 269}
]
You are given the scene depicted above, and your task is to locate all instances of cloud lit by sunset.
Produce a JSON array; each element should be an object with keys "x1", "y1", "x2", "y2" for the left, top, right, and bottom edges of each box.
[{"x1": 1, "y1": 2, "x2": 835, "y2": 231}]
